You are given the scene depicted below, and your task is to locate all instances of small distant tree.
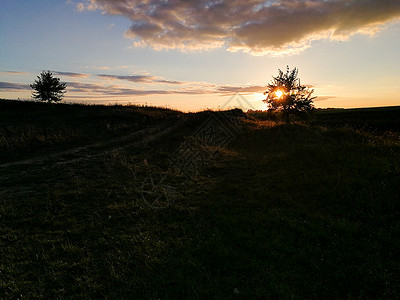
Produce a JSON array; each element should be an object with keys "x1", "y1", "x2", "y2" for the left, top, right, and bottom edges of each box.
[
  {"x1": 263, "y1": 66, "x2": 316, "y2": 123},
  {"x1": 30, "y1": 71, "x2": 67, "y2": 102}
]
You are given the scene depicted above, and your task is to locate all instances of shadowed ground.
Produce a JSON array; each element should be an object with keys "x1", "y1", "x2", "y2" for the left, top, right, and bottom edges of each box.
[{"x1": 1, "y1": 100, "x2": 399, "y2": 298}]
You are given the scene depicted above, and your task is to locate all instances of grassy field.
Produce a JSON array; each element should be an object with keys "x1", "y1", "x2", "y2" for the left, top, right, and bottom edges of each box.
[
  {"x1": 1, "y1": 99, "x2": 399, "y2": 298},
  {"x1": 315, "y1": 106, "x2": 400, "y2": 133}
]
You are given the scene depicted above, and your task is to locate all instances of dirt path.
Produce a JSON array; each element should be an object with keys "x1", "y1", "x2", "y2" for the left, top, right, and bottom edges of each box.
[
  {"x1": 0, "y1": 120, "x2": 182, "y2": 197},
  {"x1": 0, "y1": 121, "x2": 180, "y2": 169}
]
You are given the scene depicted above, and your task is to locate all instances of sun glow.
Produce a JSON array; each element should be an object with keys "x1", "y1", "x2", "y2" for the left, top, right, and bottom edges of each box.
[{"x1": 275, "y1": 89, "x2": 284, "y2": 98}]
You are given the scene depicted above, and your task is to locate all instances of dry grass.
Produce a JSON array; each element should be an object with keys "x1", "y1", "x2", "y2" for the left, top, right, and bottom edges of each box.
[{"x1": 1, "y1": 100, "x2": 399, "y2": 298}]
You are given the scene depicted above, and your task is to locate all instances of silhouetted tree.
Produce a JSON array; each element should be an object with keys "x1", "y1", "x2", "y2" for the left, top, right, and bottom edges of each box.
[
  {"x1": 30, "y1": 71, "x2": 67, "y2": 102},
  {"x1": 263, "y1": 66, "x2": 315, "y2": 123}
]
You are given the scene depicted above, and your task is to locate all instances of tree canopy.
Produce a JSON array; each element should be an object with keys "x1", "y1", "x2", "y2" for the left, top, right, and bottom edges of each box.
[
  {"x1": 263, "y1": 66, "x2": 315, "y2": 123},
  {"x1": 30, "y1": 71, "x2": 67, "y2": 102}
]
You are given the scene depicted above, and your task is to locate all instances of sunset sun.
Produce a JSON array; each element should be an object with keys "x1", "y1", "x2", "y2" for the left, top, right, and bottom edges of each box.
[{"x1": 275, "y1": 89, "x2": 284, "y2": 98}]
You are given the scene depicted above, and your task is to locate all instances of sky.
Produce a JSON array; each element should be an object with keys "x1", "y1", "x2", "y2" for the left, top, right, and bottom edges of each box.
[{"x1": 1, "y1": 0, "x2": 400, "y2": 112}]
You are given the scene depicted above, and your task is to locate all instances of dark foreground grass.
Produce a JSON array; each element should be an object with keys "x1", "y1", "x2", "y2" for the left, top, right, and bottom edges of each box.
[
  {"x1": 248, "y1": 106, "x2": 400, "y2": 136},
  {"x1": 1, "y1": 101, "x2": 400, "y2": 298},
  {"x1": 314, "y1": 106, "x2": 400, "y2": 133},
  {"x1": 0, "y1": 99, "x2": 181, "y2": 163}
]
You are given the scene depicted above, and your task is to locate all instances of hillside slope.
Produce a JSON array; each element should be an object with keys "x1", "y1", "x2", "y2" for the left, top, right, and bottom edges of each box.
[{"x1": 1, "y1": 100, "x2": 399, "y2": 298}]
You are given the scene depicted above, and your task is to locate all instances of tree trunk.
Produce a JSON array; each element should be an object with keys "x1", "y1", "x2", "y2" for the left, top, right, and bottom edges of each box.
[{"x1": 284, "y1": 109, "x2": 290, "y2": 123}]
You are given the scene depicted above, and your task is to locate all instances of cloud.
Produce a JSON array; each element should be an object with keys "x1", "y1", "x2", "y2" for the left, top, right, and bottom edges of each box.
[
  {"x1": 314, "y1": 95, "x2": 336, "y2": 101},
  {"x1": 96, "y1": 73, "x2": 267, "y2": 94},
  {"x1": 1, "y1": 70, "x2": 90, "y2": 79},
  {"x1": 217, "y1": 85, "x2": 267, "y2": 95},
  {"x1": 67, "y1": 82, "x2": 106, "y2": 92},
  {"x1": 0, "y1": 82, "x2": 29, "y2": 91},
  {"x1": 0, "y1": 69, "x2": 317, "y2": 99},
  {"x1": 97, "y1": 74, "x2": 183, "y2": 85},
  {"x1": 0, "y1": 77, "x2": 269, "y2": 97},
  {"x1": 156, "y1": 79, "x2": 183, "y2": 85},
  {"x1": 66, "y1": 80, "x2": 265, "y2": 96},
  {"x1": 67, "y1": 81, "x2": 181, "y2": 96},
  {"x1": 76, "y1": 0, "x2": 400, "y2": 55},
  {"x1": 76, "y1": 3, "x2": 85, "y2": 12},
  {"x1": 53, "y1": 71, "x2": 91, "y2": 78},
  {"x1": 0, "y1": 71, "x2": 28, "y2": 75},
  {"x1": 93, "y1": 66, "x2": 110, "y2": 70},
  {"x1": 1, "y1": 68, "x2": 270, "y2": 98}
]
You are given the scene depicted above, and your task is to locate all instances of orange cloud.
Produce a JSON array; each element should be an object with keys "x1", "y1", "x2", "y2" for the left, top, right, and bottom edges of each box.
[{"x1": 53, "y1": 71, "x2": 91, "y2": 78}]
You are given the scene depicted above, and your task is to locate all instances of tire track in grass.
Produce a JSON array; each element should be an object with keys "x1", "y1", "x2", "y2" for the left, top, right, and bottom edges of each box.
[{"x1": 0, "y1": 120, "x2": 182, "y2": 197}]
